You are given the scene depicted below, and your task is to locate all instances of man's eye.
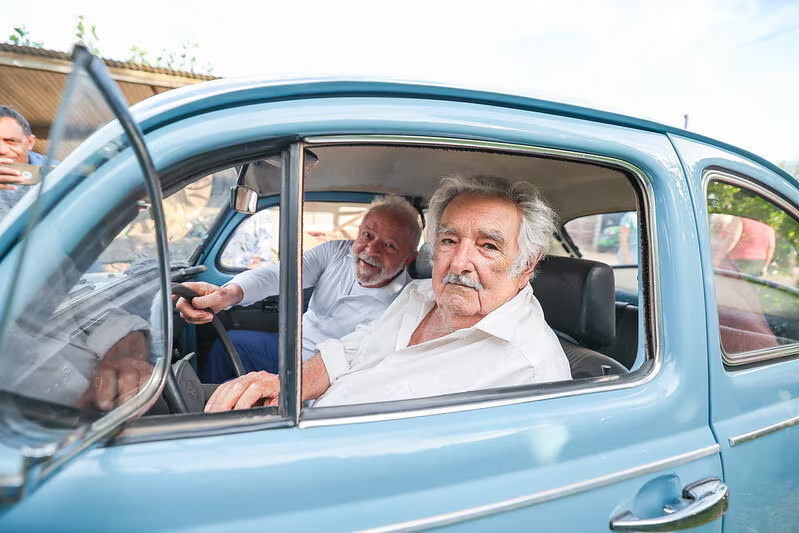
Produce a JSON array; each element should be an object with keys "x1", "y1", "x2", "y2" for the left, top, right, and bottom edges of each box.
[
  {"x1": 386, "y1": 242, "x2": 395, "y2": 249},
  {"x1": 440, "y1": 238, "x2": 455, "y2": 245},
  {"x1": 482, "y1": 243, "x2": 498, "y2": 251}
]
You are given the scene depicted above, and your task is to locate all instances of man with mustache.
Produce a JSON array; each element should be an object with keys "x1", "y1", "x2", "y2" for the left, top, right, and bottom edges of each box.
[
  {"x1": 176, "y1": 195, "x2": 421, "y2": 382},
  {"x1": 204, "y1": 175, "x2": 571, "y2": 411}
]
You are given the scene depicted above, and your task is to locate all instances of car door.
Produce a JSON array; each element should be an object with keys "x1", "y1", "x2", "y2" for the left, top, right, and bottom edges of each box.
[
  {"x1": 2, "y1": 60, "x2": 728, "y2": 531},
  {"x1": 674, "y1": 134, "x2": 799, "y2": 532}
]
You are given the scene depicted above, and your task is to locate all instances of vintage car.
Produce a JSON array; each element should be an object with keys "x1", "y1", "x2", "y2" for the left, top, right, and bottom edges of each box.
[{"x1": 0, "y1": 46, "x2": 796, "y2": 532}]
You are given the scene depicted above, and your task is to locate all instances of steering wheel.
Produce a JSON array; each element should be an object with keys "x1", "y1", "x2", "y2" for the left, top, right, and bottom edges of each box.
[{"x1": 165, "y1": 283, "x2": 246, "y2": 413}]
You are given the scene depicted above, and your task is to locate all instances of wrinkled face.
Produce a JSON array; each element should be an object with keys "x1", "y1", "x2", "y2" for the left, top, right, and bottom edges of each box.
[
  {"x1": 0, "y1": 117, "x2": 36, "y2": 164},
  {"x1": 352, "y1": 207, "x2": 417, "y2": 288},
  {"x1": 432, "y1": 193, "x2": 534, "y2": 319}
]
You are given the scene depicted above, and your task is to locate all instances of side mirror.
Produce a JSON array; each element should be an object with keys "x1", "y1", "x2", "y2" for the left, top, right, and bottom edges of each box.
[{"x1": 230, "y1": 185, "x2": 258, "y2": 214}]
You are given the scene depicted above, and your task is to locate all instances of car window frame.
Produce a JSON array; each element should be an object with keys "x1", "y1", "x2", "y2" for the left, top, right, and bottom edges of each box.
[
  {"x1": 702, "y1": 168, "x2": 799, "y2": 367},
  {"x1": 116, "y1": 134, "x2": 662, "y2": 444}
]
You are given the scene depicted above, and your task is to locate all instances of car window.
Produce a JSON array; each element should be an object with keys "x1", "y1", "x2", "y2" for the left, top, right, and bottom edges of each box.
[
  {"x1": 706, "y1": 179, "x2": 799, "y2": 359},
  {"x1": 563, "y1": 211, "x2": 640, "y2": 294},
  {"x1": 219, "y1": 201, "x2": 371, "y2": 270}
]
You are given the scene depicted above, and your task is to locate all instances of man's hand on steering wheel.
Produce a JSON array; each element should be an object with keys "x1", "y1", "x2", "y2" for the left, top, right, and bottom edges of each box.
[{"x1": 173, "y1": 281, "x2": 244, "y2": 324}]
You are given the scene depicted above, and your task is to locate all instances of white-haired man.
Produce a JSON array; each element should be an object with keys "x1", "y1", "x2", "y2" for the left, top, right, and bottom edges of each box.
[
  {"x1": 204, "y1": 175, "x2": 571, "y2": 411},
  {"x1": 176, "y1": 195, "x2": 422, "y2": 382}
]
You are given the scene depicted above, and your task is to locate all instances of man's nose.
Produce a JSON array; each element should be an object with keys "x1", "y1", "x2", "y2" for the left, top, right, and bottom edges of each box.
[
  {"x1": 0, "y1": 141, "x2": 9, "y2": 155},
  {"x1": 449, "y1": 242, "x2": 475, "y2": 273},
  {"x1": 365, "y1": 239, "x2": 384, "y2": 256}
]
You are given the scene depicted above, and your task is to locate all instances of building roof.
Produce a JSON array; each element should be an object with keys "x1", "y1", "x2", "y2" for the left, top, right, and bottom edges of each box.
[{"x1": 0, "y1": 43, "x2": 216, "y2": 154}]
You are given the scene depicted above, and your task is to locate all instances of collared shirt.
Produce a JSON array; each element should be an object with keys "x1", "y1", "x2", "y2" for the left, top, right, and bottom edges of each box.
[
  {"x1": 231, "y1": 240, "x2": 410, "y2": 360},
  {"x1": 315, "y1": 279, "x2": 571, "y2": 407}
]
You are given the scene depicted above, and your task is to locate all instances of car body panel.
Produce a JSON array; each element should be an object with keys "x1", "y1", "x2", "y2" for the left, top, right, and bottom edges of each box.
[
  {"x1": 673, "y1": 134, "x2": 799, "y2": 531},
  {"x1": 4, "y1": 77, "x2": 795, "y2": 531}
]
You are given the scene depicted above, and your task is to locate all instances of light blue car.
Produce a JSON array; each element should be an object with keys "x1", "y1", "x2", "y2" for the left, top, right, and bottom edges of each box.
[{"x1": 0, "y1": 46, "x2": 797, "y2": 532}]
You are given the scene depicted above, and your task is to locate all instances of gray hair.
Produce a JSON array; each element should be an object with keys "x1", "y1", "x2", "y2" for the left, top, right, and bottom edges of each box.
[
  {"x1": 425, "y1": 175, "x2": 557, "y2": 277},
  {"x1": 366, "y1": 195, "x2": 423, "y2": 251}
]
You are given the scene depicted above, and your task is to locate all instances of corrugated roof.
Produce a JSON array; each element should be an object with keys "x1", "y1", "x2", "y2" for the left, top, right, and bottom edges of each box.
[{"x1": 0, "y1": 44, "x2": 216, "y2": 154}]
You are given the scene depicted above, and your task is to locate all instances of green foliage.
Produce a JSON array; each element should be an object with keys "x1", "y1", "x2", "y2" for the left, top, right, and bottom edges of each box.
[
  {"x1": 6, "y1": 18, "x2": 213, "y2": 75},
  {"x1": 128, "y1": 39, "x2": 212, "y2": 74},
  {"x1": 779, "y1": 161, "x2": 799, "y2": 179},
  {"x1": 74, "y1": 15, "x2": 100, "y2": 55},
  {"x1": 7, "y1": 26, "x2": 43, "y2": 48},
  {"x1": 707, "y1": 181, "x2": 799, "y2": 279}
]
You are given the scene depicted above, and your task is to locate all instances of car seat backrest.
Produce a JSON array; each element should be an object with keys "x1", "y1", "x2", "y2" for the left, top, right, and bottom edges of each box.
[{"x1": 531, "y1": 256, "x2": 615, "y2": 350}]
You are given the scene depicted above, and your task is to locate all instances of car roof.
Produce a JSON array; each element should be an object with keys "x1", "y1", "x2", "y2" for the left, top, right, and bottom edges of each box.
[{"x1": 131, "y1": 77, "x2": 792, "y2": 182}]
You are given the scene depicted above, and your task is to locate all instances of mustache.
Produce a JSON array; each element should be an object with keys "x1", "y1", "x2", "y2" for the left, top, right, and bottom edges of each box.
[
  {"x1": 355, "y1": 251, "x2": 383, "y2": 270},
  {"x1": 442, "y1": 273, "x2": 483, "y2": 291}
]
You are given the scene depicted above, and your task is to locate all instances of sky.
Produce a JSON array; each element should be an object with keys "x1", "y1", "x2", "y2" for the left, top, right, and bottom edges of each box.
[{"x1": 3, "y1": 0, "x2": 798, "y2": 165}]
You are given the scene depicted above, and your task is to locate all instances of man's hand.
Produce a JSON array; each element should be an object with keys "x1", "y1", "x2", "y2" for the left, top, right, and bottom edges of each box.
[
  {"x1": 77, "y1": 331, "x2": 153, "y2": 411},
  {"x1": 203, "y1": 354, "x2": 333, "y2": 413},
  {"x1": 173, "y1": 281, "x2": 244, "y2": 324},
  {"x1": 0, "y1": 158, "x2": 25, "y2": 191},
  {"x1": 204, "y1": 371, "x2": 280, "y2": 412}
]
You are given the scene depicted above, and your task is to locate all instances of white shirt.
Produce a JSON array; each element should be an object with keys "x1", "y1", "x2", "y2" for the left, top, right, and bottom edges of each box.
[
  {"x1": 315, "y1": 279, "x2": 571, "y2": 407},
  {"x1": 230, "y1": 240, "x2": 410, "y2": 360}
]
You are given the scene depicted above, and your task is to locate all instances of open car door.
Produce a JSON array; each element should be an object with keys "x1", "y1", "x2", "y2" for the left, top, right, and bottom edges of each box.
[{"x1": 0, "y1": 45, "x2": 172, "y2": 504}]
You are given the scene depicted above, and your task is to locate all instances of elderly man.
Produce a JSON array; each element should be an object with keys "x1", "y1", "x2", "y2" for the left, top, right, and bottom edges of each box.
[
  {"x1": 0, "y1": 105, "x2": 47, "y2": 214},
  {"x1": 204, "y1": 175, "x2": 571, "y2": 412},
  {"x1": 176, "y1": 195, "x2": 422, "y2": 382}
]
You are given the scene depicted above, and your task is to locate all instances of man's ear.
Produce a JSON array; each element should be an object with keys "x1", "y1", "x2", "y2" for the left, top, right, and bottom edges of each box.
[
  {"x1": 404, "y1": 251, "x2": 418, "y2": 269},
  {"x1": 516, "y1": 252, "x2": 543, "y2": 288},
  {"x1": 26, "y1": 134, "x2": 36, "y2": 152}
]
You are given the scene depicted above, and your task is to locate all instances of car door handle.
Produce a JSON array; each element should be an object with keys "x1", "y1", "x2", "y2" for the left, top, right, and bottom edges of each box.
[{"x1": 610, "y1": 478, "x2": 728, "y2": 532}]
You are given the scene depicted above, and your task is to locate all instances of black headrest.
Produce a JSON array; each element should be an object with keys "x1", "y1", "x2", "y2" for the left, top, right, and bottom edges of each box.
[
  {"x1": 531, "y1": 256, "x2": 615, "y2": 349},
  {"x1": 408, "y1": 242, "x2": 434, "y2": 279}
]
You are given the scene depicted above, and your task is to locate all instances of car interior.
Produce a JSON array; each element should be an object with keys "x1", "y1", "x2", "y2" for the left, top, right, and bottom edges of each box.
[{"x1": 161, "y1": 142, "x2": 647, "y2": 414}]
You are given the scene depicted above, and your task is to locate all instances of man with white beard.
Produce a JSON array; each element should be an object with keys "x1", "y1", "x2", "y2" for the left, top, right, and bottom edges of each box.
[{"x1": 176, "y1": 195, "x2": 421, "y2": 382}]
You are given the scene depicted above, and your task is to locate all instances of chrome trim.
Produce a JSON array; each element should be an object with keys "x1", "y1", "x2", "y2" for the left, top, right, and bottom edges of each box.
[
  {"x1": 358, "y1": 444, "x2": 720, "y2": 533},
  {"x1": 729, "y1": 414, "x2": 799, "y2": 446},
  {"x1": 298, "y1": 134, "x2": 662, "y2": 428},
  {"x1": 702, "y1": 169, "x2": 799, "y2": 366}
]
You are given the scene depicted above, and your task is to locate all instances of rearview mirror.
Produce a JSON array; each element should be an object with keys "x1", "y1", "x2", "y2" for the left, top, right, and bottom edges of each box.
[{"x1": 230, "y1": 185, "x2": 258, "y2": 214}]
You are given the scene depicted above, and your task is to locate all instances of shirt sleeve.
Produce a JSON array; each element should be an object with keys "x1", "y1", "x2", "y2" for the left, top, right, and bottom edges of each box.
[{"x1": 316, "y1": 321, "x2": 375, "y2": 382}]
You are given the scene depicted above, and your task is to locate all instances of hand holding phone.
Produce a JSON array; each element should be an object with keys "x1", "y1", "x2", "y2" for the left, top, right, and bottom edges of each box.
[{"x1": 0, "y1": 162, "x2": 43, "y2": 187}]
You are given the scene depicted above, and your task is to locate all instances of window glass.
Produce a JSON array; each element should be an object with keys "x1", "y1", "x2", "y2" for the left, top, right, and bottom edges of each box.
[
  {"x1": 564, "y1": 211, "x2": 639, "y2": 266},
  {"x1": 706, "y1": 180, "x2": 799, "y2": 356},
  {"x1": 0, "y1": 155, "x2": 166, "y2": 439},
  {"x1": 563, "y1": 211, "x2": 639, "y2": 294},
  {"x1": 98, "y1": 169, "x2": 235, "y2": 275},
  {"x1": 220, "y1": 201, "x2": 371, "y2": 270}
]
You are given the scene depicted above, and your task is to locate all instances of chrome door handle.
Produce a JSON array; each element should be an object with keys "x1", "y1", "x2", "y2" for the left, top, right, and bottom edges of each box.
[{"x1": 610, "y1": 478, "x2": 728, "y2": 532}]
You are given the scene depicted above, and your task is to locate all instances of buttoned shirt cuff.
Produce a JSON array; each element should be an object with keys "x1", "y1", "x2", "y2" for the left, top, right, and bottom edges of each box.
[
  {"x1": 316, "y1": 339, "x2": 349, "y2": 383},
  {"x1": 86, "y1": 313, "x2": 150, "y2": 357}
]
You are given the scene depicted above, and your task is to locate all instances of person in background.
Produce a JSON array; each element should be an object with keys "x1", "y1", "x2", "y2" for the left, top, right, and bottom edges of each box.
[
  {"x1": 0, "y1": 105, "x2": 47, "y2": 215},
  {"x1": 729, "y1": 217, "x2": 776, "y2": 277},
  {"x1": 617, "y1": 210, "x2": 638, "y2": 265}
]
